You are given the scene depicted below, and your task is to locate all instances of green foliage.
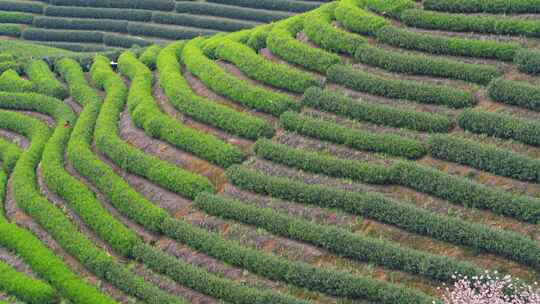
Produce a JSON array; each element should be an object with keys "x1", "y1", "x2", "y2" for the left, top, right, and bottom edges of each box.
[
  {"x1": 423, "y1": 0, "x2": 540, "y2": 14},
  {"x1": 280, "y1": 112, "x2": 427, "y2": 159},
  {"x1": 514, "y1": 48, "x2": 540, "y2": 75},
  {"x1": 22, "y1": 28, "x2": 104, "y2": 43},
  {"x1": 304, "y1": 3, "x2": 367, "y2": 55},
  {"x1": 139, "y1": 44, "x2": 162, "y2": 69},
  {"x1": 428, "y1": 134, "x2": 540, "y2": 182},
  {"x1": 45, "y1": 5, "x2": 152, "y2": 21},
  {"x1": 157, "y1": 42, "x2": 274, "y2": 139},
  {"x1": 50, "y1": 0, "x2": 175, "y2": 11},
  {"x1": 0, "y1": 137, "x2": 21, "y2": 172},
  {"x1": 354, "y1": 43, "x2": 502, "y2": 85},
  {"x1": 267, "y1": 15, "x2": 342, "y2": 73},
  {"x1": 335, "y1": 0, "x2": 389, "y2": 36},
  {"x1": 183, "y1": 38, "x2": 299, "y2": 116},
  {"x1": 227, "y1": 165, "x2": 540, "y2": 270},
  {"x1": 0, "y1": 11, "x2": 32, "y2": 24},
  {"x1": 33, "y1": 16, "x2": 128, "y2": 32},
  {"x1": 488, "y1": 77, "x2": 540, "y2": 111},
  {"x1": 175, "y1": 2, "x2": 290, "y2": 23},
  {"x1": 327, "y1": 64, "x2": 475, "y2": 108},
  {"x1": 361, "y1": 0, "x2": 415, "y2": 18},
  {"x1": 302, "y1": 88, "x2": 453, "y2": 132},
  {"x1": 401, "y1": 9, "x2": 540, "y2": 37},
  {"x1": 0, "y1": 24, "x2": 21, "y2": 37},
  {"x1": 103, "y1": 33, "x2": 151, "y2": 48},
  {"x1": 377, "y1": 25, "x2": 522, "y2": 61},
  {"x1": 458, "y1": 109, "x2": 540, "y2": 147},
  {"x1": 127, "y1": 23, "x2": 217, "y2": 40},
  {"x1": 195, "y1": 193, "x2": 482, "y2": 282},
  {"x1": 0, "y1": 69, "x2": 34, "y2": 93},
  {"x1": 210, "y1": 38, "x2": 320, "y2": 93},
  {"x1": 208, "y1": 0, "x2": 321, "y2": 13},
  {"x1": 152, "y1": 12, "x2": 258, "y2": 32},
  {"x1": 24, "y1": 60, "x2": 68, "y2": 99},
  {"x1": 0, "y1": 0, "x2": 43, "y2": 13}
]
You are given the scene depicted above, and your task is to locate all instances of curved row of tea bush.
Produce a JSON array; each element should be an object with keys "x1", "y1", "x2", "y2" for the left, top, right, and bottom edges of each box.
[
  {"x1": 59, "y1": 57, "x2": 306, "y2": 304},
  {"x1": 0, "y1": 104, "x2": 119, "y2": 304},
  {"x1": 401, "y1": 9, "x2": 540, "y2": 38},
  {"x1": 303, "y1": 2, "x2": 366, "y2": 55},
  {"x1": 175, "y1": 2, "x2": 291, "y2": 23},
  {"x1": 254, "y1": 139, "x2": 540, "y2": 223},
  {"x1": 195, "y1": 193, "x2": 482, "y2": 282},
  {"x1": 428, "y1": 134, "x2": 540, "y2": 182},
  {"x1": 488, "y1": 78, "x2": 540, "y2": 111},
  {"x1": 354, "y1": 44, "x2": 502, "y2": 85},
  {"x1": 423, "y1": 0, "x2": 540, "y2": 14},
  {"x1": 327, "y1": 64, "x2": 475, "y2": 108},
  {"x1": 266, "y1": 15, "x2": 341, "y2": 73},
  {"x1": 152, "y1": 12, "x2": 258, "y2": 32},
  {"x1": 227, "y1": 164, "x2": 540, "y2": 269},
  {"x1": 183, "y1": 38, "x2": 299, "y2": 116},
  {"x1": 208, "y1": 0, "x2": 321, "y2": 13},
  {"x1": 209, "y1": 38, "x2": 321, "y2": 93},
  {"x1": 280, "y1": 111, "x2": 427, "y2": 159},
  {"x1": 302, "y1": 88, "x2": 453, "y2": 133},
  {"x1": 118, "y1": 51, "x2": 245, "y2": 167},
  {"x1": 49, "y1": 0, "x2": 175, "y2": 11},
  {"x1": 24, "y1": 60, "x2": 68, "y2": 99},
  {"x1": 22, "y1": 28, "x2": 104, "y2": 43},
  {"x1": 157, "y1": 42, "x2": 275, "y2": 139},
  {"x1": 335, "y1": 0, "x2": 389, "y2": 37},
  {"x1": 0, "y1": 1, "x2": 43, "y2": 13},
  {"x1": 514, "y1": 49, "x2": 540, "y2": 75},
  {"x1": 458, "y1": 109, "x2": 540, "y2": 147},
  {"x1": 0, "y1": 70, "x2": 33, "y2": 93},
  {"x1": 0, "y1": 136, "x2": 20, "y2": 173},
  {"x1": 0, "y1": 11, "x2": 32, "y2": 24}
]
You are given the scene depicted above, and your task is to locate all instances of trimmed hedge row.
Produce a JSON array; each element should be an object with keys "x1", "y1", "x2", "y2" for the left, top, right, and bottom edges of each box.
[
  {"x1": 22, "y1": 28, "x2": 104, "y2": 43},
  {"x1": 45, "y1": 5, "x2": 152, "y2": 22},
  {"x1": 303, "y1": 3, "x2": 367, "y2": 55},
  {"x1": 0, "y1": 24, "x2": 21, "y2": 37},
  {"x1": 49, "y1": 0, "x2": 175, "y2": 11},
  {"x1": 119, "y1": 51, "x2": 245, "y2": 167},
  {"x1": 207, "y1": 0, "x2": 321, "y2": 13},
  {"x1": 139, "y1": 44, "x2": 161, "y2": 69},
  {"x1": 24, "y1": 60, "x2": 68, "y2": 99},
  {"x1": 210, "y1": 38, "x2": 320, "y2": 93},
  {"x1": 0, "y1": 11, "x2": 33, "y2": 24},
  {"x1": 0, "y1": 1, "x2": 43, "y2": 13},
  {"x1": 63, "y1": 58, "x2": 312, "y2": 304},
  {"x1": 376, "y1": 26, "x2": 522, "y2": 61},
  {"x1": 0, "y1": 106, "x2": 118, "y2": 304},
  {"x1": 175, "y1": 2, "x2": 291, "y2": 23},
  {"x1": 428, "y1": 134, "x2": 540, "y2": 182},
  {"x1": 266, "y1": 15, "x2": 342, "y2": 73},
  {"x1": 103, "y1": 33, "x2": 151, "y2": 48},
  {"x1": 0, "y1": 70, "x2": 33, "y2": 93},
  {"x1": 195, "y1": 193, "x2": 482, "y2": 282},
  {"x1": 335, "y1": 0, "x2": 389, "y2": 37},
  {"x1": 401, "y1": 9, "x2": 540, "y2": 37},
  {"x1": 488, "y1": 78, "x2": 540, "y2": 111},
  {"x1": 514, "y1": 49, "x2": 540, "y2": 75},
  {"x1": 327, "y1": 64, "x2": 475, "y2": 108},
  {"x1": 0, "y1": 61, "x2": 19, "y2": 74},
  {"x1": 183, "y1": 38, "x2": 299, "y2": 116},
  {"x1": 254, "y1": 139, "x2": 540, "y2": 223},
  {"x1": 458, "y1": 109, "x2": 540, "y2": 147},
  {"x1": 302, "y1": 88, "x2": 453, "y2": 133},
  {"x1": 423, "y1": 0, "x2": 540, "y2": 14},
  {"x1": 361, "y1": 0, "x2": 416, "y2": 19},
  {"x1": 227, "y1": 165, "x2": 540, "y2": 269},
  {"x1": 158, "y1": 42, "x2": 274, "y2": 139},
  {"x1": 33, "y1": 16, "x2": 128, "y2": 32},
  {"x1": 127, "y1": 23, "x2": 217, "y2": 40},
  {"x1": 0, "y1": 137, "x2": 20, "y2": 172},
  {"x1": 280, "y1": 112, "x2": 427, "y2": 159},
  {"x1": 354, "y1": 43, "x2": 501, "y2": 85},
  {"x1": 153, "y1": 12, "x2": 257, "y2": 32}
]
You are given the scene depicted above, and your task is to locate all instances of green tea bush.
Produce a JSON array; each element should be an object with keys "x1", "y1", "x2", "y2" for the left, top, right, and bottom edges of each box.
[
  {"x1": 103, "y1": 33, "x2": 151, "y2": 48},
  {"x1": 280, "y1": 112, "x2": 427, "y2": 159},
  {"x1": 266, "y1": 15, "x2": 341, "y2": 73},
  {"x1": 227, "y1": 165, "x2": 540, "y2": 269},
  {"x1": 335, "y1": 0, "x2": 389, "y2": 36},
  {"x1": 0, "y1": 1, "x2": 43, "y2": 13},
  {"x1": 514, "y1": 49, "x2": 540, "y2": 75},
  {"x1": 183, "y1": 38, "x2": 299, "y2": 116},
  {"x1": 354, "y1": 44, "x2": 502, "y2": 85},
  {"x1": 0, "y1": 69, "x2": 34, "y2": 93},
  {"x1": 152, "y1": 12, "x2": 257, "y2": 32},
  {"x1": 361, "y1": 0, "x2": 416, "y2": 18},
  {"x1": 22, "y1": 28, "x2": 104, "y2": 43},
  {"x1": 49, "y1": 0, "x2": 174, "y2": 11},
  {"x1": 377, "y1": 26, "x2": 522, "y2": 61},
  {"x1": 210, "y1": 38, "x2": 320, "y2": 93},
  {"x1": 0, "y1": 24, "x2": 21, "y2": 37},
  {"x1": 195, "y1": 193, "x2": 482, "y2": 282},
  {"x1": 488, "y1": 78, "x2": 540, "y2": 111},
  {"x1": 0, "y1": 137, "x2": 20, "y2": 172},
  {"x1": 208, "y1": 0, "x2": 320, "y2": 13},
  {"x1": 33, "y1": 16, "x2": 128, "y2": 32},
  {"x1": 458, "y1": 109, "x2": 540, "y2": 147},
  {"x1": 327, "y1": 64, "x2": 475, "y2": 108},
  {"x1": 428, "y1": 134, "x2": 540, "y2": 182},
  {"x1": 423, "y1": 0, "x2": 540, "y2": 14},
  {"x1": 175, "y1": 2, "x2": 290, "y2": 23},
  {"x1": 24, "y1": 60, "x2": 68, "y2": 99},
  {"x1": 127, "y1": 23, "x2": 217, "y2": 40},
  {"x1": 304, "y1": 3, "x2": 366, "y2": 55},
  {"x1": 158, "y1": 42, "x2": 274, "y2": 139},
  {"x1": 44, "y1": 5, "x2": 152, "y2": 22},
  {"x1": 401, "y1": 9, "x2": 540, "y2": 37},
  {"x1": 302, "y1": 88, "x2": 453, "y2": 132},
  {"x1": 0, "y1": 11, "x2": 32, "y2": 24}
]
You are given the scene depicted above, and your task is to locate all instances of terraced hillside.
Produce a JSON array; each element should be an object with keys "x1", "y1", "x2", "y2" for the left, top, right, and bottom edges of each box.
[
  {"x1": 1, "y1": 0, "x2": 540, "y2": 303},
  {"x1": 0, "y1": 0, "x2": 328, "y2": 52}
]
